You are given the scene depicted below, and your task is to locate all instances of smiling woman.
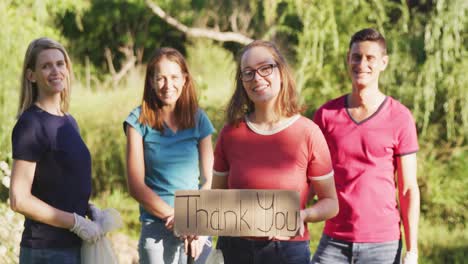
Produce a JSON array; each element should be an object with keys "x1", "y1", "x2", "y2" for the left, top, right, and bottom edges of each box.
[
  {"x1": 212, "y1": 40, "x2": 338, "y2": 264},
  {"x1": 17, "y1": 39, "x2": 72, "y2": 118},
  {"x1": 123, "y1": 47, "x2": 215, "y2": 264},
  {"x1": 153, "y1": 58, "x2": 186, "y2": 109},
  {"x1": 27, "y1": 49, "x2": 69, "y2": 98},
  {"x1": 9, "y1": 37, "x2": 104, "y2": 264}
]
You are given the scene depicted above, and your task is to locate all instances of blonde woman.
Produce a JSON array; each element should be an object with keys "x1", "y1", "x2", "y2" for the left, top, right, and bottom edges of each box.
[{"x1": 9, "y1": 37, "x2": 103, "y2": 264}]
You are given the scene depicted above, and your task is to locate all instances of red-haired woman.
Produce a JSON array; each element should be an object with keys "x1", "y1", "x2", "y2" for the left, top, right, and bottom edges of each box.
[{"x1": 124, "y1": 47, "x2": 214, "y2": 264}]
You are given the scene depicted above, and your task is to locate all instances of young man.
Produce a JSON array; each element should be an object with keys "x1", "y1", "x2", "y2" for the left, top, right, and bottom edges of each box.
[{"x1": 312, "y1": 28, "x2": 420, "y2": 264}]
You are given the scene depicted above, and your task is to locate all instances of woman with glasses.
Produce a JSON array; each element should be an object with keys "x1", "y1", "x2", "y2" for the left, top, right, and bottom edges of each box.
[
  {"x1": 211, "y1": 40, "x2": 339, "y2": 264},
  {"x1": 124, "y1": 47, "x2": 215, "y2": 264}
]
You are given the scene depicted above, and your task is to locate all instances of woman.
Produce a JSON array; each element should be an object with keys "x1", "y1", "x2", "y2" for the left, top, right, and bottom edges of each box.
[
  {"x1": 212, "y1": 40, "x2": 339, "y2": 264},
  {"x1": 9, "y1": 37, "x2": 102, "y2": 264},
  {"x1": 124, "y1": 47, "x2": 215, "y2": 264}
]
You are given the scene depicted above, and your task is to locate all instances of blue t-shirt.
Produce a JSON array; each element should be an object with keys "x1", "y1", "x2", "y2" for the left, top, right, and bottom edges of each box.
[
  {"x1": 12, "y1": 105, "x2": 92, "y2": 249},
  {"x1": 124, "y1": 107, "x2": 215, "y2": 222}
]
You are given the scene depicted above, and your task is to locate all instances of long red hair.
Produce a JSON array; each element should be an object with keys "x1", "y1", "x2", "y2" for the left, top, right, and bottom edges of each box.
[{"x1": 139, "y1": 47, "x2": 198, "y2": 131}]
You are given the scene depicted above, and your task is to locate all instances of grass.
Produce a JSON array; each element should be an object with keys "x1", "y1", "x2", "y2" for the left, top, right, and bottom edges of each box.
[
  {"x1": 91, "y1": 189, "x2": 141, "y2": 240},
  {"x1": 418, "y1": 218, "x2": 468, "y2": 263},
  {"x1": 70, "y1": 69, "x2": 144, "y2": 193}
]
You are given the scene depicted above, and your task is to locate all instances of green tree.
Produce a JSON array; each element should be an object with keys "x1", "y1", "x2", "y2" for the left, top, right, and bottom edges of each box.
[
  {"x1": 60, "y1": 0, "x2": 188, "y2": 81},
  {"x1": 0, "y1": 0, "x2": 84, "y2": 161}
]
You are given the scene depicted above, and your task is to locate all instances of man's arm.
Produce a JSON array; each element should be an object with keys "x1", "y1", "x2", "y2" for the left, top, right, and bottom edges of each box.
[{"x1": 396, "y1": 153, "x2": 420, "y2": 255}]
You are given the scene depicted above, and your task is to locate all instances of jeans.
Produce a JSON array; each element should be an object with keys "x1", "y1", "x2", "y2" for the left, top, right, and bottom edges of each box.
[
  {"x1": 139, "y1": 221, "x2": 212, "y2": 264},
  {"x1": 139, "y1": 221, "x2": 186, "y2": 264},
  {"x1": 19, "y1": 246, "x2": 80, "y2": 264},
  {"x1": 311, "y1": 234, "x2": 402, "y2": 264},
  {"x1": 217, "y1": 237, "x2": 311, "y2": 264}
]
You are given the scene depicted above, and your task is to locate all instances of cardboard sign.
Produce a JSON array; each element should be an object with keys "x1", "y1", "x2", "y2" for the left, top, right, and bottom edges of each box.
[{"x1": 174, "y1": 189, "x2": 300, "y2": 237}]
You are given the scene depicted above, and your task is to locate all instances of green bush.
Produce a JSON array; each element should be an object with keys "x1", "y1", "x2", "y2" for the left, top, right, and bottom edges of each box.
[
  {"x1": 419, "y1": 146, "x2": 467, "y2": 229},
  {"x1": 0, "y1": 0, "x2": 85, "y2": 199},
  {"x1": 91, "y1": 189, "x2": 140, "y2": 240},
  {"x1": 186, "y1": 39, "x2": 236, "y2": 107},
  {"x1": 71, "y1": 70, "x2": 143, "y2": 194},
  {"x1": 418, "y1": 218, "x2": 468, "y2": 264}
]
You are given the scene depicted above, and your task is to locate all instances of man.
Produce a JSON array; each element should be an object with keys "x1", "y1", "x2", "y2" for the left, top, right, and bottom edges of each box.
[{"x1": 312, "y1": 28, "x2": 420, "y2": 264}]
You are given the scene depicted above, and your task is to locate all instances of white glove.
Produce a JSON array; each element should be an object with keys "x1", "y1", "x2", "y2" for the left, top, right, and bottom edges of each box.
[
  {"x1": 70, "y1": 213, "x2": 103, "y2": 243},
  {"x1": 403, "y1": 251, "x2": 418, "y2": 264},
  {"x1": 88, "y1": 204, "x2": 104, "y2": 222}
]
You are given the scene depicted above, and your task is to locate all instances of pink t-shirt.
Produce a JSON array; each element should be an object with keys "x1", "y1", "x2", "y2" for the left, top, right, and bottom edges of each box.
[
  {"x1": 314, "y1": 95, "x2": 419, "y2": 242},
  {"x1": 214, "y1": 115, "x2": 333, "y2": 241}
]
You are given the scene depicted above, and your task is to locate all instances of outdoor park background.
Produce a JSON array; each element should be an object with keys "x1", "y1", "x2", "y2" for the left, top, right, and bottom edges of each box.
[{"x1": 0, "y1": 0, "x2": 466, "y2": 263}]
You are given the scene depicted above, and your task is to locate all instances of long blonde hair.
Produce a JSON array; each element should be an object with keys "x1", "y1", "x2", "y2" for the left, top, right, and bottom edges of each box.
[
  {"x1": 18, "y1": 37, "x2": 72, "y2": 118},
  {"x1": 226, "y1": 40, "x2": 303, "y2": 125}
]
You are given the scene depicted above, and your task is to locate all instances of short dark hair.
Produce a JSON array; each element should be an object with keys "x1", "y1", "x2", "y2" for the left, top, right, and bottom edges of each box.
[{"x1": 349, "y1": 28, "x2": 387, "y2": 54}]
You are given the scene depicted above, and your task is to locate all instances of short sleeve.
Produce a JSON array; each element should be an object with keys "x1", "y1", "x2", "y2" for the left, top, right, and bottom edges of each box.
[
  {"x1": 123, "y1": 107, "x2": 146, "y2": 136},
  {"x1": 12, "y1": 115, "x2": 46, "y2": 161},
  {"x1": 67, "y1": 115, "x2": 80, "y2": 133},
  {"x1": 312, "y1": 107, "x2": 325, "y2": 131},
  {"x1": 395, "y1": 109, "x2": 419, "y2": 156},
  {"x1": 213, "y1": 126, "x2": 229, "y2": 176},
  {"x1": 197, "y1": 109, "x2": 215, "y2": 139},
  {"x1": 307, "y1": 125, "x2": 334, "y2": 181}
]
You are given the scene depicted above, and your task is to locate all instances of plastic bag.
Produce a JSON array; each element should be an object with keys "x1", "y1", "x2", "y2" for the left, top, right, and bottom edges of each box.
[
  {"x1": 81, "y1": 208, "x2": 123, "y2": 264},
  {"x1": 205, "y1": 248, "x2": 224, "y2": 264}
]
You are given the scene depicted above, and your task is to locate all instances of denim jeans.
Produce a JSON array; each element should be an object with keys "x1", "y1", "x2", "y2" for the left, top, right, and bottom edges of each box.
[
  {"x1": 19, "y1": 246, "x2": 80, "y2": 264},
  {"x1": 139, "y1": 221, "x2": 212, "y2": 264},
  {"x1": 139, "y1": 221, "x2": 186, "y2": 264},
  {"x1": 217, "y1": 237, "x2": 311, "y2": 264},
  {"x1": 311, "y1": 234, "x2": 402, "y2": 264}
]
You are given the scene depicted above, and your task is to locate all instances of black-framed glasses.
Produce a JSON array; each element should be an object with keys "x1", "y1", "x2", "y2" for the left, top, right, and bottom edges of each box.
[{"x1": 240, "y1": 64, "x2": 278, "y2": 82}]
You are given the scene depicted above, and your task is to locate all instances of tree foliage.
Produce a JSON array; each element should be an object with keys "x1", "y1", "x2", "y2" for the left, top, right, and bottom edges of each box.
[
  {"x1": 53, "y1": 0, "x2": 468, "y2": 145},
  {"x1": 60, "y1": 0, "x2": 187, "y2": 79},
  {"x1": 0, "y1": 0, "x2": 84, "y2": 161},
  {"x1": 285, "y1": 0, "x2": 467, "y2": 144}
]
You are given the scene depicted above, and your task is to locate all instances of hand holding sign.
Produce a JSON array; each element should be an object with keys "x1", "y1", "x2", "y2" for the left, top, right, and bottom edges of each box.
[
  {"x1": 268, "y1": 209, "x2": 309, "y2": 241},
  {"x1": 184, "y1": 236, "x2": 208, "y2": 260},
  {"x1": 174, "y1": 189, "x2": 300, "y2": 237},
  {"x1": 164, "y1": 214, "x2": 175, "y2": 231}
]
